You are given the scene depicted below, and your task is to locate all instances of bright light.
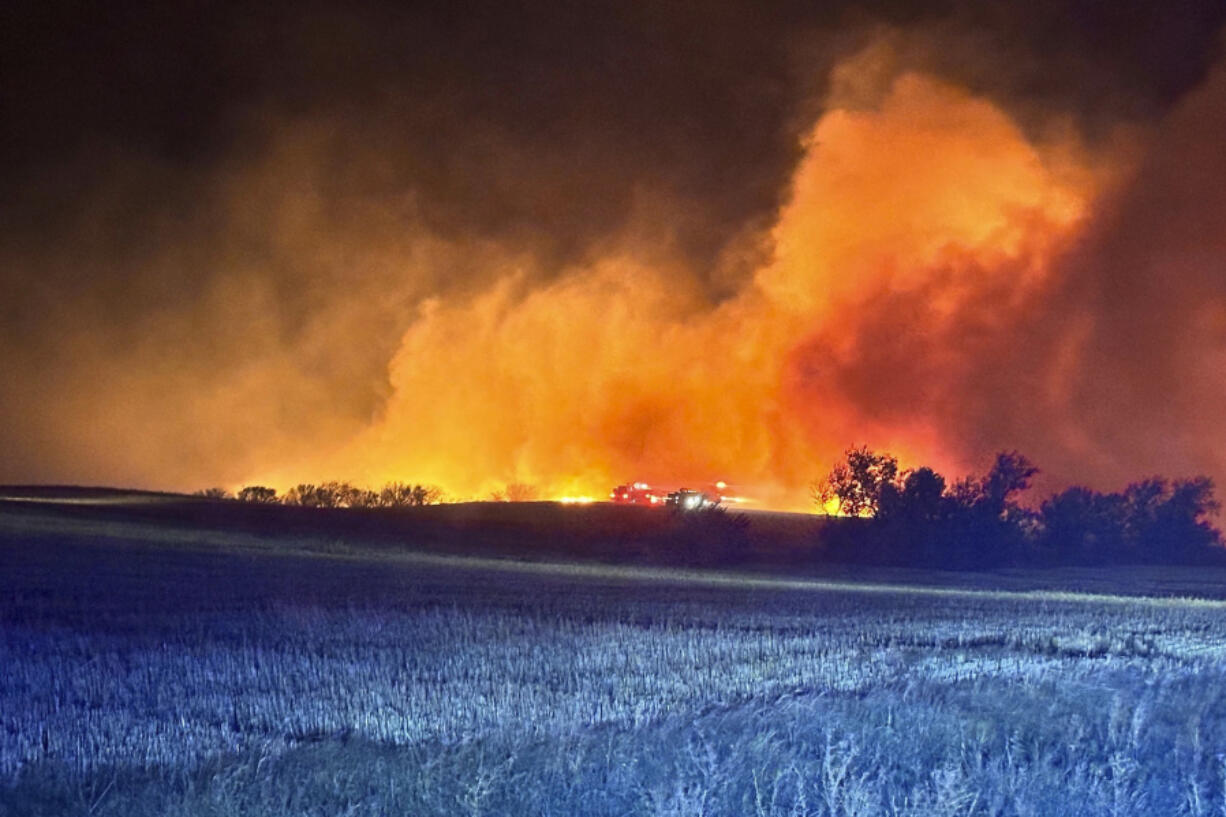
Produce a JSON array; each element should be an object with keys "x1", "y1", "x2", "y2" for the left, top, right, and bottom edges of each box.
[
  {"x1": 558, "y1": 496, "x2": 596, "y2": 504},
  {"x1": 715, "y1": 481, "x2": 727, "y2": 491}
]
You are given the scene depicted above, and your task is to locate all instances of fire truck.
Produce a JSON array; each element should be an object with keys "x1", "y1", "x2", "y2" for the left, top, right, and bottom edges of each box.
[
  {"x1": 610, "y1": 481, "x2": 726, "y2": 510},
  {"x1": 609, "y1": 482, "x2": 666, "y2": 505},
  {"x1": 664, "y1": 488, "x2": 721, "y2": 511}
]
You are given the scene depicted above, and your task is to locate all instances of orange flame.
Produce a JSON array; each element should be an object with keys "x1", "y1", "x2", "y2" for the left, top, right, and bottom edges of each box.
[{"x1": 253, "y1": 64, "x2": 1106, "y2": 511}]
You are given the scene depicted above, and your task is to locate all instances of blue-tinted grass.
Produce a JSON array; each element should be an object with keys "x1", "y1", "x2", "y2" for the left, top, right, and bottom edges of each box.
[{"x1": 3, "y1": 529, "x2": 1226, "y2": 815}]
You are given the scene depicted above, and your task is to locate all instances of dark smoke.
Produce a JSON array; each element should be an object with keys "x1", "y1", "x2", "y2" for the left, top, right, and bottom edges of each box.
[{"x1": 1, "y1": 0, "x2": 1224, "y2": 492}]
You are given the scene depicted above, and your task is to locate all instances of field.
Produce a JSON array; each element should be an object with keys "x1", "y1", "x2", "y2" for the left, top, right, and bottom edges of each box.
[{"x1": 4, "y1": 491, "x2": 1226, "y2": 816}]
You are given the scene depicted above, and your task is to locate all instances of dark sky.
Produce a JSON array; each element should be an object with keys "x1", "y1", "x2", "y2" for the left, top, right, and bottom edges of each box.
[{"x1": 2, "y1": 0, "x2": 1225, "y2": 498}]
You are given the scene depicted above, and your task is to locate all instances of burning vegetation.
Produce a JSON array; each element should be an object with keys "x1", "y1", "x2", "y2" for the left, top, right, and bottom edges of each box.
[{"x1": 5, "y1": 11, "x2": 1226, "y2": 515}]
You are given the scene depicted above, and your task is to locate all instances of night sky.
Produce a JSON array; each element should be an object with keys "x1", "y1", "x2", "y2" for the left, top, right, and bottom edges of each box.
[{"x1": 3, "y1": 1, "x2": 1225, "y2": 506}]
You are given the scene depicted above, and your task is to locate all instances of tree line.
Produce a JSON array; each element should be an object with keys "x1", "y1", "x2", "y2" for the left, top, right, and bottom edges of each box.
[
  {"x1": 194, "y1": 481, "x2": 443, "y2": 508},
  {"x1": 815, "y1": 447, "x2": 1223, "y2": 568}
]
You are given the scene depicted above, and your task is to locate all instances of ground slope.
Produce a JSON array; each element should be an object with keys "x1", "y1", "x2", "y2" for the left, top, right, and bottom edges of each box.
[{"x1": 3, "y1": 493, "x2": 1226, "y2": 815}]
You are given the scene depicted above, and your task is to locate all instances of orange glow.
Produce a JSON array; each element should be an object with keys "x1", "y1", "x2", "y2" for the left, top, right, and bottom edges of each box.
[{"x1": 247, "y1": 63, "x2": 1106, "y2": 511}]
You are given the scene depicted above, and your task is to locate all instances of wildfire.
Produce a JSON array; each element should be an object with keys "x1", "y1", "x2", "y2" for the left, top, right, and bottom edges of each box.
[{"x1": 259, "y1": 55, "x2": 1105, "y2": 511}]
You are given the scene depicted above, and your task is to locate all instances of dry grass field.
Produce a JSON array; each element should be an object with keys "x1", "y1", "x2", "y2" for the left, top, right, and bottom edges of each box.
[{"x1": 4, "y1": 490, "x2": 1226, "y2": 816}]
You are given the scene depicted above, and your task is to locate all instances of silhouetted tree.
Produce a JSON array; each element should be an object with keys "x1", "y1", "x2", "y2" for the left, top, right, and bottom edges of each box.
[
  {"x1": 940, "y1": 452, "x2": 1039, "y2": 567},
  {"x1": 1038, "y1": 486, "x2": 1128, "y2": 564},
  {"x1": 979, "y1": 451, "x2": 1039, "y2": 522},
  {"x1": 879, "y1": 467, "x2": 948, "y2": 525},
  {"x1": 816, "y1": 446, "x2": 1222, "y2": 568},
  {"x1": 876, "y1": 467, "x2": 951, "y2": 564},
  {"x1": 1126, "y1": 476, "x2": 1220, "y2": 562},
  {"x1": 817, "y1": 449, "x2": 1043, "y2": 568},
  {"x1": 380, "y1": 482, "x2": 412, "y2": 507},
  {"x1": 194, "y1": 487, "x2": 231, "y2": 499},
  {"x1": 379, "y1": 482, "x2": 442, "y2": 507},
  {"x1": 283, "y1": 481, "x2": 445, "y2": 508},
  {"x1": 815, "y1": 446, "x2": 900, "y2": 517},
  {"x1": 237, "y1": 485, "x2": 277, "y2": 503},
  {"x1": 313, "y1": 482, "x2": 343, "y2": 507},
  {"x1": 283, "y1": 484, "x2": 323, "y2": 507},
  {"x1": 320, "y1": 482, "x2": 377, "y2": 508},
  {"x1": 1036, "y1": 477, "x2": 1221, "y2": 564}
]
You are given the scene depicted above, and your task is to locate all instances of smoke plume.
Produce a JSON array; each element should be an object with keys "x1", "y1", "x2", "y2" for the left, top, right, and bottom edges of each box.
[
  {"x1": 3, "y1": 5, "x2": 1225, "y2": 509},
  {"x1": 302, "y1": 63, "x2": 1106, "y2": 507}
]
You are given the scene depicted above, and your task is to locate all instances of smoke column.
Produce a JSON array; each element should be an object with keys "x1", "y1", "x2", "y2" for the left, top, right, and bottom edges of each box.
[
  {"x1": 4, "y1": 11, "x2": 1226, "y2": 509},
  {"x1": 292, "y1": 57, "x2": 1110, "y2": 508}
]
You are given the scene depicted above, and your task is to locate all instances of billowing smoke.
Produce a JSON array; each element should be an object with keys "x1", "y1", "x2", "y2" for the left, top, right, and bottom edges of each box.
[
  {"x1": 785, "y1": 53, "x2": 1226, "y2": 501},
  {"x1": 302, "y1": 61, "x2": 1104, "y2": 507},
  {"x1": 3, "y1": 4, "x2": 1225, "y2": 508}
]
